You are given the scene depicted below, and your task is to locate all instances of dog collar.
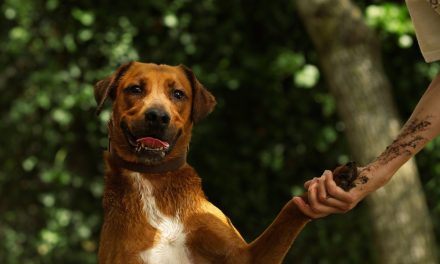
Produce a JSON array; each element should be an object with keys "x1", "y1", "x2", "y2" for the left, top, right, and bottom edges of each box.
[{"x1": 108, "y1": 152, "x2": 187, "y2": 174}]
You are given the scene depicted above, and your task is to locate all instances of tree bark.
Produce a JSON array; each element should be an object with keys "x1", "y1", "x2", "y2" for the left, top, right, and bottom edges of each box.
[{"x1": 295, "y1": 0, "x2": 438, "y2": 263}]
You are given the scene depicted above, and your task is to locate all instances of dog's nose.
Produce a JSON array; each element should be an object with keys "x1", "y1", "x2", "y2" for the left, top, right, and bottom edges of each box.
[{"x1": 145, "y1": 108, "x2": 170, "y2": 128}]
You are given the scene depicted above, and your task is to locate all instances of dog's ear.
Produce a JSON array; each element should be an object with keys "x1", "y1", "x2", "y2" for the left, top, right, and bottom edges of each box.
[
  {"x1": 179, "y1": 64, "x2": 216, "y2": 123},
  {"x1": 94, "y1": 62, "x2": 133, "y2": 116}
]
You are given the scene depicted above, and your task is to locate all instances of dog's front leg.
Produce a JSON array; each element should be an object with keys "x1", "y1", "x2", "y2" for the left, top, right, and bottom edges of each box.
[
  {"x1": 241, "y1": 162, "x2": 359, "y2": 264},
  {"x1": 243, "y1": 199, "x2": 310, "y2": 264}
]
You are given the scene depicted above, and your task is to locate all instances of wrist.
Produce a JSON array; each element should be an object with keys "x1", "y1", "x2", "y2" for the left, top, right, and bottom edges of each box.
[{"x1": 359, "y1": 159, "x2": 399, "y2": 192}]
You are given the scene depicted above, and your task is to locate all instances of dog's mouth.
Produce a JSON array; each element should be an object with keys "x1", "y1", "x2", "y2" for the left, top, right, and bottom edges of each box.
[
  {"x1": 135, "y1": 137, "x2": 170, "y2": 152},
  {"x1": 120, "y1": 122, "x2": 179, "y2": 157}
]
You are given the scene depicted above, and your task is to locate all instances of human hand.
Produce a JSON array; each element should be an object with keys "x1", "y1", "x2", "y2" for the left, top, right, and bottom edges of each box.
[{"x1": 292, "y1": 169, "x2": 371, "y2": 219}]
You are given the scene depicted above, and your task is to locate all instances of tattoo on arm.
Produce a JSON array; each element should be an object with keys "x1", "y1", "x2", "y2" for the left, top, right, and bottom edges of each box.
[{"x1": 376, "y1": 116, "x2": 433, "y2": 165}]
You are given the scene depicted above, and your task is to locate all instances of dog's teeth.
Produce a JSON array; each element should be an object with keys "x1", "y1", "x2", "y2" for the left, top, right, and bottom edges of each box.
[{"x1": 134, "y1": 144, "x2": 167, "y2": 153}]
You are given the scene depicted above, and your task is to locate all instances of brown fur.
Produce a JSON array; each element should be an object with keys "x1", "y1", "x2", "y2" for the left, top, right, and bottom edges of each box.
[{"x1": 96, "y1": 62, "x2": 311, "y2": 264}]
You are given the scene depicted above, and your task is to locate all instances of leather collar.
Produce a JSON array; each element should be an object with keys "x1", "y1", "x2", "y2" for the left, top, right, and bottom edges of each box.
[{"x1": 108, "y1": 151, "x2": 187, "y2": 174}]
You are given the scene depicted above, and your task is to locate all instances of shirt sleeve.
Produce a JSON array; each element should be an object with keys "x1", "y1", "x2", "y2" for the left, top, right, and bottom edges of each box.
[{"x1": 406, "y1": 0, "x2": 440, "y2": 62}]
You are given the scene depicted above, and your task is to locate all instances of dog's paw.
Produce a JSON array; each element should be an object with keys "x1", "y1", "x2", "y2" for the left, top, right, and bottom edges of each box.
[{"x1": 332, "y1": 161, "x2": 360, "y2": 191}]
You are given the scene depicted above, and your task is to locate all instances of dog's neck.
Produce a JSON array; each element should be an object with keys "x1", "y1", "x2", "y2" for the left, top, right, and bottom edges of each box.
[
  {"x1": 108, "y1": 151, "x2": 187, "y2": 174},
  {"x1": 103, "y1": 151, "x2": 204, "y2": 217}
]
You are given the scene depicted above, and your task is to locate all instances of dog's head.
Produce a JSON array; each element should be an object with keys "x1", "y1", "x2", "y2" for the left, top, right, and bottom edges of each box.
[{"x1": 94, "y1": 62, "x2": 216, "y2": 164}]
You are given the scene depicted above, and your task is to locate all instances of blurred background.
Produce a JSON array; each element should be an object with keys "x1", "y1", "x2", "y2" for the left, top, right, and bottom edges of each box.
[{"x1": 1, "y1": 0, "x2": 440, "y2": 263}]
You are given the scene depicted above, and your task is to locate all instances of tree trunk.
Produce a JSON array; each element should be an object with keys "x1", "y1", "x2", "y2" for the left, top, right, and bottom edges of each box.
[{"x1": 295, "y1": 0, "x2": 438, "y2": 263}]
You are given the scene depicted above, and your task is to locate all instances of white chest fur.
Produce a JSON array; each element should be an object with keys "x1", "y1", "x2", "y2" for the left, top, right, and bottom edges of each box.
[{"x1": 131, "y1": 172, "x2": 192, "y2": 264}]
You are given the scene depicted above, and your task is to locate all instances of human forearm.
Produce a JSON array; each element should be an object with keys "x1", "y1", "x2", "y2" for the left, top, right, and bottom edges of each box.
[
  {"x1": 296, "y1": 72, "x2": 440, "y2": 218},
  {"x1": 364, "y1": 72, "x2": 440, "y2": 188},
  {"x1": 407, "y1": 72, "x2": 440, "y2": 142}
]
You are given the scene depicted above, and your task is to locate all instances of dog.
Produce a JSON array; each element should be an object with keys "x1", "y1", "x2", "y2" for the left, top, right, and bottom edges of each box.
[{"x1": 95, "y1": 62, "x2": 312, "y2": 264}]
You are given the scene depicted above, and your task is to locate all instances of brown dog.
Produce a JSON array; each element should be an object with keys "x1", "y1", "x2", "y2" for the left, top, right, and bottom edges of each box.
[{"x1": 95, "y1": 62, "x2": 311, "y2": 264}]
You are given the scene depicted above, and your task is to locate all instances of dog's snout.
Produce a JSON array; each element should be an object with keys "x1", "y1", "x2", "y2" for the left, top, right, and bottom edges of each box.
[{"x1": 145, "y1": 108, "x2": 170, "y2": 128}]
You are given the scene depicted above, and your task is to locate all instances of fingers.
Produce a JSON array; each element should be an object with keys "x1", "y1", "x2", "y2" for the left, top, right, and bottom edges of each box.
[
  {"x1": 292, "y1": 195, "x2": 328, "y2": 219},
  {"x1": 304, "y1": 170, "x2": 330, "y2": 189},
  {"x1": 324, "y1": 172, "x2": 354, "y2": 204},
  {"x1": 315, "y1": 172, "x2": 351, "y2": 211},
  {"x1": 304, "y1": 178, "x2": 316, "y2": 189},
  {"x1": 317, "y1": 172, "x2": 328, "y2": 201},
  {"x1": 292, "y1": 196, "x2": 318, "y2": 218},
  {"x1": 307, "y1": 181, "x2": 340, "y2": 216},
  {"x1": 298, "y1": 170, "x2": 358, "y2": 218}
]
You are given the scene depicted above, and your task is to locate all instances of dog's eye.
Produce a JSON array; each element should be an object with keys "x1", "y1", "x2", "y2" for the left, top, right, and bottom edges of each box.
[
  {"x1": 125, "y1": 85, "x2": 143, "y2": 95},
  {"x1": 172, "y1": 89, "x2": 185, "y2": 100}
]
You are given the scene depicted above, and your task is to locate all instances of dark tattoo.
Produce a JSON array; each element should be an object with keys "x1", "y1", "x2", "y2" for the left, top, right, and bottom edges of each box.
[
  {"x1": 358, "y1": 175, "x2": 369, "y2": 184},
  {"x1": 376, "y1": 116, "x2": 432, "y2": 165}
]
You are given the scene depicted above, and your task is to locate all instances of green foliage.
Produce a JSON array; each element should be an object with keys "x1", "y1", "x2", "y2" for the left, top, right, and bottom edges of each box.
[
  {"x1": 365, "y1": 3, "x2": 416, "y2": 49},
  {"x1": 0, "y1": 0, "x2": 438, "y2": 263}
]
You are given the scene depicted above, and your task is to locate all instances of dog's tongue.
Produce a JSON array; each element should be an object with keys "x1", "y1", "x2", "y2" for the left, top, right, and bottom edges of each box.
[{"x1": 136, "y1": 137, "x2": 169, "y2": 149}]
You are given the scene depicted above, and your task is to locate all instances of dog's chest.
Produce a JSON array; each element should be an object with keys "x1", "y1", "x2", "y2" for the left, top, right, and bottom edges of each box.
[{"x1": 132, "y1": 173, "x2": 192, "y2": 264}]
